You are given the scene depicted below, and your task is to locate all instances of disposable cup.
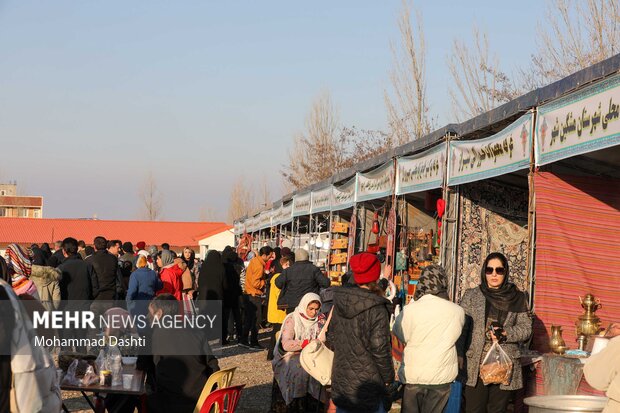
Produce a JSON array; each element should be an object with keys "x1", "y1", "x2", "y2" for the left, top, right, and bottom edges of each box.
[{"x1": 122, "y1": 374, "x2": 133, "y2": 389}]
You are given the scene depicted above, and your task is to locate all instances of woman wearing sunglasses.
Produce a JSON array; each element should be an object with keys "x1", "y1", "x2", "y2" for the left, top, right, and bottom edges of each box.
[{"x1": 459, "y1": 252, "x2": 531, "y2": 413}]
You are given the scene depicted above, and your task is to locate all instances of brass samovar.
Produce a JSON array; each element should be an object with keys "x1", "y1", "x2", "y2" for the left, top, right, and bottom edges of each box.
[{"x1": 575, "y1": 294, "x2": 602, "y2": 349}]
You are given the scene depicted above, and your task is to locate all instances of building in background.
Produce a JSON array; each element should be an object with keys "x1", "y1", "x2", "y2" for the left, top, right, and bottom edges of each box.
[
  {"x1": 0, "y1": 217, "x2": 232, "y2": 256},
  {"x1": 0, "y1": 182, "x2": 43, "y2": 218}
]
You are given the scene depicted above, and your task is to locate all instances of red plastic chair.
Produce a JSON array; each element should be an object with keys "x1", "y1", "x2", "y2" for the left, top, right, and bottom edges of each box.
[{"x1": 199, "y1": 384, "x2": 245, "y2": 413}]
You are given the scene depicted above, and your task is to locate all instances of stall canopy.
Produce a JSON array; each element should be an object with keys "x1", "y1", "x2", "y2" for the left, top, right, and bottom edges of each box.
[
  {"x1": 448, "y1": 112, "x2": 533, "y2": 186},
  {"x1": 331, "y1": 177, "x2": 357, "y2": 211},
  {"x1": 292, "y1": 193, "x2": 311, "y2": 217},
  {"x1": 356, "y1": 161, "x2": 395, "y2": 202},
  {"x1": 396, "y1": 143, "x2": 446, "y2": 195},
  {"x1": 535, "y1": 74, "x2": 620, "y2": 166},
  {"x1": 311, "y1": 186, "x2": 332, "y2": 214},
  {"x1": 280, "y1": 201, "x2": 293, "y2": 224}
]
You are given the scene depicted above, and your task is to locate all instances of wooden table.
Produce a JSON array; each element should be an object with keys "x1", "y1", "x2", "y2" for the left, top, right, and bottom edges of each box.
[{"x1": 61, "y1": 366, "x2": 147, "y2": 413}]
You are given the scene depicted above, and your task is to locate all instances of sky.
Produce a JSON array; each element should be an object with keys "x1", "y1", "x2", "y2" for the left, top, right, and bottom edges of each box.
[{"x1": 0, "y1": 1, "x2": 540, "y2": 221}]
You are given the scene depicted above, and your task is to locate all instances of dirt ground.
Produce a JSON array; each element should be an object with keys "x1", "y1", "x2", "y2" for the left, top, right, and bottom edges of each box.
[{"x1": 60, "y1": 329, "x2": 402, "y2": 412}]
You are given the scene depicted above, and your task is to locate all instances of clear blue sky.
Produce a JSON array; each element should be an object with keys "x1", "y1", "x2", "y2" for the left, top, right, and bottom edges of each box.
[{"x1": 0, "y1": 1, "x2": 539, "y2": 221}]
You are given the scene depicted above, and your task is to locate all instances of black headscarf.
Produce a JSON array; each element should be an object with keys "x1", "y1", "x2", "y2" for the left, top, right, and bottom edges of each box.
[
  {"x1": 31, "y1": 247, "x2": 48, "y2": 266},
  {"x1": 182, "y1": 248, "x2": 196, "y2": 270},
  {"x1": 197, "y1": 250, "x2": 226, "y2": 301},
  {"x1": 480, "y1": 252, "x2": 528, "y2": 313},
  {"x1": 40, "y1": 243, "x2": 52, "y2": 260}
]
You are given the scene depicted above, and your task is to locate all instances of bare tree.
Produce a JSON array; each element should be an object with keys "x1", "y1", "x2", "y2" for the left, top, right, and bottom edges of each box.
[
  {"x1": 524, "y1": 0, "x2": 620, "y2": 88},
  {"x1": 139, "y1": 172, "x2": 163, "y2": 221},
  {"x1": 283, "y1": 91, "x2": 348, "y2": 189},
  {"x1": 448, "y1": 27, "x2": 521, "y2": 121},
  {"x1": 228, "y1": 177, "x2": 256, "y2": 224},
  {"x1": 385, "y1": 0, "x2": 433, "y2": 145},
  {"x1": 199, "y1": 206, "x2": 221, "y2": 222}
]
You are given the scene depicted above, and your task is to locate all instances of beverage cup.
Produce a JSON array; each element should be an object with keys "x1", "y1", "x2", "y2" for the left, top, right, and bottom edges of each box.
[{"x1": 122, "y1": 374, "x2": 133, "y2": 390}]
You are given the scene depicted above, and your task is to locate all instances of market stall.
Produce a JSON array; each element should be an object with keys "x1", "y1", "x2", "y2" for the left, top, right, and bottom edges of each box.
[
  {"x1": 327, "y1": 176, "x2": 357, "y2": 285},
  {"x1": 530, "y1": 73, "x2": 620, "y2": 397},
  {"x1": 448, "y1": 112, "x2": 534, "y2": 301},
  {"x1": 395, "y1": 142, "x2": 447, "y2": 303}
]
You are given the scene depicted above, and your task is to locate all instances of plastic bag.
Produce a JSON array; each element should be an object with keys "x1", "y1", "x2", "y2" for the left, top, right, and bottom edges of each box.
[
  {"x1": 61, "y1": 359, "x2": 81, "y2": 386},
  {"x1": 95, "y1": 349, "x2": 106, "y2": 373},
  {"x1": 82, "y1": 366, "x2": 99, "y2": 386},
  {"x1": 479, "y1": 342, "x2": 513, "y2": 385}
]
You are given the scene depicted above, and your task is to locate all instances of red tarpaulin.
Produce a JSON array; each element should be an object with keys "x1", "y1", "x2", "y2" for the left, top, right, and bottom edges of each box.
[{"x1": 532, "y1": 171, "x2": 620, "y2": 395}]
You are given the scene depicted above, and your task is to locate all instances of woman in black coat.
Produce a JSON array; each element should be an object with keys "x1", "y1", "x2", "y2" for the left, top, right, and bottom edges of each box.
[
  {"x1": 221, "y1": 246, "x2": 243, "y2": 344},
  {"x1": 197, "y1": 250, "x2": 227, "y2": 316},
  {"x1": 327, "y1": 253, "x2": 394, "y2": 413}
]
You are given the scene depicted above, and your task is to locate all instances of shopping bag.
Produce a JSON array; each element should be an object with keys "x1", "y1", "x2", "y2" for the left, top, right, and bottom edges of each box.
[
  {"x1": 182, "y1": 293, "x2": 197, "y2": 316},
  {"x1": 300, "y1": 340, "x2": 334, "y2": 386},
  {"x1": 479, "y1": 342, "x2": 513, "y2": 385}
]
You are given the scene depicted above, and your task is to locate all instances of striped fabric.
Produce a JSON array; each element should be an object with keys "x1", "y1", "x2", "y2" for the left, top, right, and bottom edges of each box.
[{"x1": 532, "y1": 172, "x2": 620, "y2": 395}]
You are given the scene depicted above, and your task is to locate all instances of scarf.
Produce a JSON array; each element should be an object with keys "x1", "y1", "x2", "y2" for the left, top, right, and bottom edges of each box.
[
  {"x1": 414, "y1": 264, "x2": 449, "y2": 300},
  {"x1": 5, "y1": 244, "x2": 34, "y2": 293},
  {"x1": 479, "y1": 255, "x2": 528, "y2": 313},
  {"x1": 182, "y1": 248, "x2": 195, "y2": 270},
  {"x1": 284, "y1": 292, "x2": 322, "y2": 341},
  {"x1": 160, "y1": 250, "x2": 175, "y2": 267}
]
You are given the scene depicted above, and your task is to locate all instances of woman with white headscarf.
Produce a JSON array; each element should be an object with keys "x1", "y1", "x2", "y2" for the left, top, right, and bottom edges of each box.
[{"x1": 272, "y1": 292, "x2": 326, "y2": 412}]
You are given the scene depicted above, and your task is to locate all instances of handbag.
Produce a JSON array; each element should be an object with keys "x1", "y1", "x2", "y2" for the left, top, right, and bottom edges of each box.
[{"x1": 300, "y1": 309, "x2": 334, "y2": 386}]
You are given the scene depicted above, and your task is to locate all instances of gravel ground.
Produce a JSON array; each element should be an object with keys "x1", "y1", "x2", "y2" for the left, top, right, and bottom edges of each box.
[{"x1": 60, "y1": 328, "x2": 402, "y2": 412}]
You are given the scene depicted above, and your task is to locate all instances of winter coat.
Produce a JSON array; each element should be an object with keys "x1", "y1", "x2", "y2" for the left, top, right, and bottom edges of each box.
[
  {"x1": 267, "y1": 273, "x2": 287, "y2": 324},
  {"x1": 127, "y1": 267, "x2": 163, "y2": 317},
  {"x1": 393, "y1": 294, "x2": 464, "y2": 385},
  {"x1": 222, "y1": 256, "x2": 243, "y2": 307},
  {"x1": 57, "y1": 255, "x2": 99, "y2": 303},
  {"x1": 327, "y1": 286, "x2": 395, "y2": 413},
  {"x1": 275, "y1": 261, "x2": 330, "y2": 309},
  {"x1": 459, "y1": 287, "x2": 532, "y2": 390},
  {"x1": 157, "y1": 264, "x2": 184, "y2": 301},
  {"x1": 119, "y1": 252, "x2": 134, "y2": 291},
  {"x1": 30, "y1": 265, "x2": 61, "y2": 310},
  {"x1": 244, "y1": 256, "x2": 266, "y2": 296},
  {"x1": 87, "y1": 250, "x2": 119, "y2": 300}
]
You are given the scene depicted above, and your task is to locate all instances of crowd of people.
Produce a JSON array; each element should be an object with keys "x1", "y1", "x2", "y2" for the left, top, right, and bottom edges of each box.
[{"x1": 1, "y1": 237, "x2": 619, "y2": 413}]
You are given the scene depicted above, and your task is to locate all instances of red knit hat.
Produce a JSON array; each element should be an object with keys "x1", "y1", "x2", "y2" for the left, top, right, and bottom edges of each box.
[
  {"x1": 136, "y1": 241, "x2": 146, "y2": 250},
  {"x1": 349, "y1": 252, "x2": 381, "y2": 284}
]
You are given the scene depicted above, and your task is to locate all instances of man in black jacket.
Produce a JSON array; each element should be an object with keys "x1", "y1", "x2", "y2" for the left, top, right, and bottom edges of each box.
[
  {"x1": 58, "y1": 237, "x2": 99, "y2": 301},
  {"x1": 58, "y1": 237, "x2": 99, "y2": 352},
  {"x1": 87, "y1": 236, "x2": 120, "y2": 301},
  {"x1": 274, "y1": 249, "x2": 330, "y2": 312}
]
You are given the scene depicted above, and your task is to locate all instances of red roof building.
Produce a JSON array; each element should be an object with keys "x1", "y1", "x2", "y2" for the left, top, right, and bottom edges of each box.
[{"x1": 0, "y1": 217, "x2": 232, "y2": 251}]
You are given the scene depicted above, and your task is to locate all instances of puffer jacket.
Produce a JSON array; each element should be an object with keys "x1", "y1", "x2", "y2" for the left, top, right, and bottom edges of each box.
[
  {"x1": 275, "y1": 260, "x2": 330, "y2": 309},
  {"x1": 327, "y1": 286, "x2": 395, "y2": 413},
  {"x1": 30, "y1": 265, "x2": 61, "y2": 310}
]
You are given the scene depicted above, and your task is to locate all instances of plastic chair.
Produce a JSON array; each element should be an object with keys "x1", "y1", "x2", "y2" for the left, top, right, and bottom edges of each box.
[
  {"x1": 199, "y1": 385, "x2": 245, "y2": 413},
  {"x1": 193, "y1": 367, "x2": 237, "y2": 413}
]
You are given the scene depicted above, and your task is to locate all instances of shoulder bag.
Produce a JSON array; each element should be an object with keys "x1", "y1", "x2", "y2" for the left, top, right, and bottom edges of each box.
[{"x1": 300, "y1": 309, "x2": 334, "y2": 386}]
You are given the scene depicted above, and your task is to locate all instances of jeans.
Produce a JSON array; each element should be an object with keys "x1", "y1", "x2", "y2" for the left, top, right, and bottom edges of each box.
[
  {"x1": 401, "y1": 383, "x2": 451, "y2": 413},
  {"x1": 336, "y1": 405, "x2": 386, "y2": 413}
]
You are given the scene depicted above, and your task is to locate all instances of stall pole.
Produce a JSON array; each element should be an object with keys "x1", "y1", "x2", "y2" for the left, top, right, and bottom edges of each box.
[{"x1": 526, "y1": 108, "x2": 538, "y2": 310}]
